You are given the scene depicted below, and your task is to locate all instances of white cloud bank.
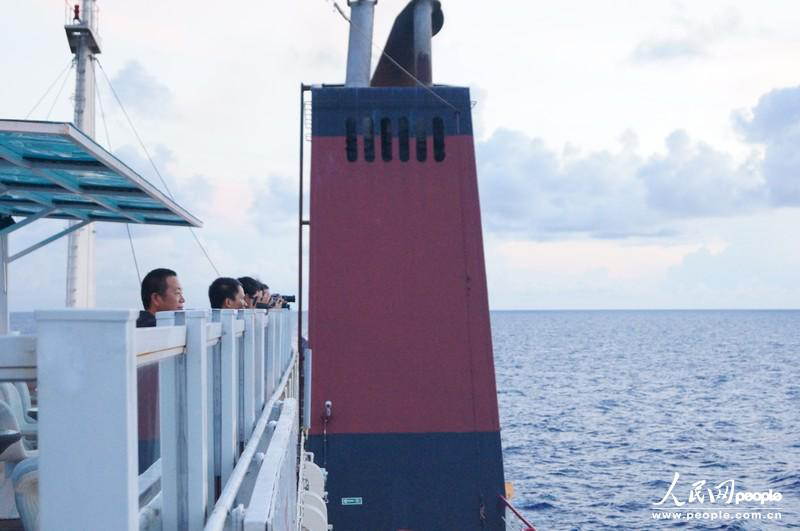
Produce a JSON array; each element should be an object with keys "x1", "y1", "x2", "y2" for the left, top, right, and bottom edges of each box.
[{"x1": 477, "y1": 83, "x2": 800, "y2": 241}]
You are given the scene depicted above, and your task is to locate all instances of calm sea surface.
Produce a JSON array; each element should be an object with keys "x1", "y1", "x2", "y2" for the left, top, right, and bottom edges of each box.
[
  {"x1": 10, "y1": 310, "x2": 800, "y2": 529},
  {"x1": 493, "y1": 311, "x2": 800, "y2": 530}
]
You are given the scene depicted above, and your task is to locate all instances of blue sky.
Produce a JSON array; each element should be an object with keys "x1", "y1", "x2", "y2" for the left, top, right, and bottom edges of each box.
[{"x1": 2, "y1": 0, "x2": 800, "y2": 310}]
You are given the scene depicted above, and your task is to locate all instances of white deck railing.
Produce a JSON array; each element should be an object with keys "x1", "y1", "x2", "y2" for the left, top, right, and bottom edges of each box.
[{"x1": 0, "y1": 307, "x2": 302, "y2": 530}]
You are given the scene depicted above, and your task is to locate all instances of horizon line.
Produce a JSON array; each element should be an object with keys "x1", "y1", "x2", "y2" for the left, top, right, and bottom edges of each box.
[{"x1": 8, "y1": 308, "x2": 800, "y2": 315}]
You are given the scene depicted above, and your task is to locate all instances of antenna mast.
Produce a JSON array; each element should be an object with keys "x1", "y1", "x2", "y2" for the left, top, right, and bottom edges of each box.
[{"x1": 65, "y1": 0, "x2": 101, "y2": 307}]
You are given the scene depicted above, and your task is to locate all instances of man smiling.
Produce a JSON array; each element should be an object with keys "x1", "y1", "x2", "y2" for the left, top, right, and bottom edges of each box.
[
  {"x1": 137, "y1": 268, "x2": 185, "y2": 327},
  {"x1": 136, "y1": 268, "x2": 185, "y2": 473}
]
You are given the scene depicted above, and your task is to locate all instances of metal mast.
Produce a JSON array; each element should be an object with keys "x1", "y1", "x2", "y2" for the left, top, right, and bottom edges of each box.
[{"x1": 65, "y1": 0, "x2": 101, "y2": 307}]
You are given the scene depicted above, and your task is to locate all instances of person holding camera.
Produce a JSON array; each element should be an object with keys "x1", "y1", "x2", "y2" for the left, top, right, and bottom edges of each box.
[
  {"x1": 253, "y1": 281, "x2": 293, "y2": 310},
  {"x1": 237, "y1": 276, "x2": 263, "y2": 309}
]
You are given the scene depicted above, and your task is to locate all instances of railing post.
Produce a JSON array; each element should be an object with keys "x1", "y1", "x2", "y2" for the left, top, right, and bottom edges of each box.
[
  {"x1": 285, "y1": 311, "x2": 292, "y2": 365},
  {"x1": 36, "y1": 309, "x2": 139, "y2": 530},
  {"x1": 185, "y1": 310, "x2": 210, "y2": 526},
  {"x1": 157, "y1": 310, "x2": 186, "y2": 530},
  {"x1": 209, "y1": 310, "x2": 221, "y2": 504},
  {"x1": 219, "y1": 309, "x2": 238, "y2": 488},
  {"x1": 267, "y1": 309, "x2": 278, "y2": 398},
  {"x1": 303, "y1": 348, "x2": 312, "y2": 429},
  {"x1": 264, "y1": 312, "x2": 273, "y2": 399},
  {"x1": 253, "y1": 309, "x2": 266, "y2": 413},
  {"x1": 241, "y1": 309, "x2": 256, "y2": 438},
  {"x1": 276, "y1": 311, "x2": 284, "y2": 376},
  {"x1": 282, "y1": 311, "x2": 290, "y2": 373}
]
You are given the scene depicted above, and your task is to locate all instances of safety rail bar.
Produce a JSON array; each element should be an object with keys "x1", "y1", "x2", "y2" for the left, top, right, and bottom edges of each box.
[
  {"x1": 498, "y1": 495, "x2": 537, "y2": 531},
  {"x1": 0, "y1": 335, "x2": 36, "y2": 380},
  {"x1": 0, "y1": 307, "x2": 297, "y2": 530}
]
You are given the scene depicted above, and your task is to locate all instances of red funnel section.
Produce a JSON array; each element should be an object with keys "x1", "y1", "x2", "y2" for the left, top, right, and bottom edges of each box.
[{"x1": 308, "y1": 86, "x2": 505, "y2": 530}]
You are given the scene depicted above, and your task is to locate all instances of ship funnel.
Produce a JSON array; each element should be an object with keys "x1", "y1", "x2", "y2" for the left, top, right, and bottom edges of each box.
[
  {"x1": 371, "y1": 0, "x2": 443, "y2": 87},
  {"x1": 345, "y1": 0, "x2": 378, "y2": 87}
]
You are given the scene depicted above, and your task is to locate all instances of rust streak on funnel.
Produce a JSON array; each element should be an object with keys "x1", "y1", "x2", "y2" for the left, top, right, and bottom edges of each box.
[{"x1": 370, "y1": 0, "x2": 443, "y2": 87}]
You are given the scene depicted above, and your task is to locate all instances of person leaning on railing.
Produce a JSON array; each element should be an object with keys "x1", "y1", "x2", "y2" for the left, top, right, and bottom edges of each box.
[
  {"x1": 209, "y1": 277, "x2": 247, "y2": 309},
  {"x1": 137, "y1": 268, "x2": 185, "y2": 473},
  {"x1": 237, "y1": 276, "x2": 285, "y2": 310},
  {"x1": 256, "y1": 281, "x2": 286, "y2": 310},
  {"x1": 237, "y1": 276, "x2": 262, "y2": 309}
]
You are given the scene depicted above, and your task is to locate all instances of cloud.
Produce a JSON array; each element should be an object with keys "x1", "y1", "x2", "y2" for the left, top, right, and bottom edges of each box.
[
  {"x1": 639, "y1": 130, "x2": 764, "y2": 217},
  {"x1": 734, "y1": 86, "x2": 800, "y2": 206},
  {"x1": 662, "y1": 233, "x2": 800, "y2": 308},
  {"x1": 476, "y1": 127, "x2": 763, "y2": 240},
  {"x1": 109, "y1": 61, "x2": 175, "y2": 118},
  {"x1": 631, "y1": 9, "x2": 740, "y2": 64},
  {"x1": 477, "y1": 81, "x2": 800, "y2": 241},
  {"x1": 248, "y1": 175, "x2": 297, "y2": 238}
]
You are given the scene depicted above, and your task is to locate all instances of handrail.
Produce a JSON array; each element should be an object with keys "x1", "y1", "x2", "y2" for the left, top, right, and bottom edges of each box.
[
  {"x1": 134, "y1": 321, "x2": 227, "y2": 364},
  {"x1": 25, "y1": 308, "x2": 298, "y2": 530},
  {"x1": 243, "y1": 398, "x2": 298, "y2": 528},
  {"x1": 206, "y1": 322, "x2": 222, "y2": 344},
  {"x1": 0, "y1": 335, "x2": 36, "y2": 381},
  {"x1": 205, "y1": 347, "x2": 298, "y2": 531},
  {"x1": 498, "y1": 495, "x2": 536, "y2": 531},
  {"x1": 135, "y1": 326, "x2": 186, "y2": 366}
]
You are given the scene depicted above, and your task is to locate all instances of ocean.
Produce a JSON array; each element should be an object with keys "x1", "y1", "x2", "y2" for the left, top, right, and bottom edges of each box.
[
  {"x1": 494, "y1": 310, "x2": 800, "y2": 530},
  {"x1": 9, "y1": 310, "x2": 800, "y2": 529}
]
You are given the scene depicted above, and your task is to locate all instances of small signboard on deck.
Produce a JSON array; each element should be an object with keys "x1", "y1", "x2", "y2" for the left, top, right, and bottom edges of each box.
[{"x1": 341, "y1": 497, "x2": 363, "y2": 506}]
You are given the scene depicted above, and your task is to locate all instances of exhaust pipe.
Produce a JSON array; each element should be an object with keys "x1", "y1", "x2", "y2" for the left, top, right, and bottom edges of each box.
[
  {"x1": 345, "y1": 0, "x2": 378, "y2": 87},
  {"x1": 412, "y1": 0, "x2": 434, "y2": 85},
  {"x1": 370, "y1": 0, "x2": 444, "y2": 87}
]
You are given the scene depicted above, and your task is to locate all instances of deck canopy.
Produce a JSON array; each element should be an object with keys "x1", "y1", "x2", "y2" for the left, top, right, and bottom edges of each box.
[{"x1": 0, "y1": 120, "x2": 201, "y2": 227}]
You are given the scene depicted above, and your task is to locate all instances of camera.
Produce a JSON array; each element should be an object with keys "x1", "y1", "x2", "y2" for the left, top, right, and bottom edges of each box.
[{"x1": 268, "y1": 294, "x2": 295, "y2": 309}]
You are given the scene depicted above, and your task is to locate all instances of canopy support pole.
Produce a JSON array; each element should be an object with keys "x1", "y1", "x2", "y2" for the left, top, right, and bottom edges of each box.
[
  {"x1": 9, "y1": 220, "x2": 91, "y2": 264},
  {"x1": 0, "y1": 233, "x2": 8, "y2": 334}
]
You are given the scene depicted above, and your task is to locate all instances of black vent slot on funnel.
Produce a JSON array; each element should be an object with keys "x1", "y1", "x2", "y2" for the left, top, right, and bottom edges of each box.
[
  {"x1": 433, "y1": 117, "x2": 445, "y2": 162},
  {"x1": 364, "y1": 117, "x2": 375, "y2": 162},
  {"x1": 416, "y1": 118, "x2": 427, "y2": 162},
  {"x1": 346, "y1": 118, "x2": 358, "y2": 162},
  {"x1": 381, "y1": 118, "x2": 393, "y2": 162},
  {"x1": 398, "y1": 117, "x2": 410, "y2": 162}
]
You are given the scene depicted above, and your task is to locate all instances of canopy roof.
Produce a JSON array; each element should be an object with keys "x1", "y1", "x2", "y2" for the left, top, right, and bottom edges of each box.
[{"x1": 0, "y1": 120, "x2": 201, "y2": 227}]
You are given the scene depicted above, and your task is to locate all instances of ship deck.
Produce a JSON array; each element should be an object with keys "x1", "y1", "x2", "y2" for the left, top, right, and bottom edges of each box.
[{"x1": 0, "y1": 308, "x2": 326, "y2": 530}]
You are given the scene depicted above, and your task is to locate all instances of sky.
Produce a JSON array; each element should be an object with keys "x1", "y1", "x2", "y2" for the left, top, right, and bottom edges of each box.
[{"x1": 2, "y1": 0, "x2": 800, "y2": 310}]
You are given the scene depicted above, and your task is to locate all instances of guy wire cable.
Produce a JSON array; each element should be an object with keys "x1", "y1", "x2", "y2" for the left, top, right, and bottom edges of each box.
[
  {"x1": 45, "y1": 62, "x2": 75, "y2": 120},
  {"x1": 26, "y1": 59, "x2": 74, "y2": 119},
  {"x1": 95, "y1": 59, "x2": 221, "y2": 277},
  {"x1": 94, "y1": 68, "x2": 143, "y2": 287}
]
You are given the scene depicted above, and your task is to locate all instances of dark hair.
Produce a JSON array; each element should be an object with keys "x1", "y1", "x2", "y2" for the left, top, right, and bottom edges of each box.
[
  {"x1": 260, "y1": 282, "x2": 269, "y2": 291},
  {"x1": 209, "y1": 277, "x2": 242, "y2": 309},
  {"x1": 237, "y1": 276, "x2": 262, "y2": 298},
  {"x1": 141, "y1": 268, "x2": 177, "y2": 310}
]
